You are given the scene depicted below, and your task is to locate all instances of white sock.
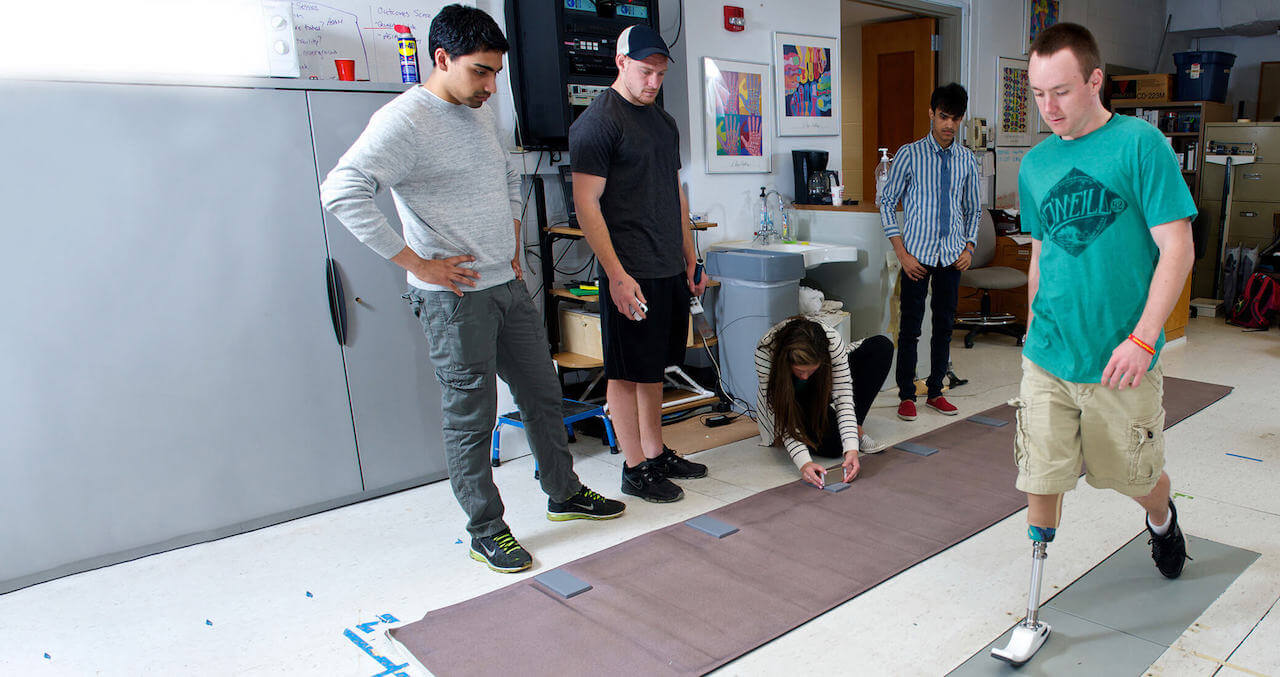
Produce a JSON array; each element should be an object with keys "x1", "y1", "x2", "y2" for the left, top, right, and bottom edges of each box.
[{"x1": 1148, "y1": 509, "x2": 1172, "y2": 536}]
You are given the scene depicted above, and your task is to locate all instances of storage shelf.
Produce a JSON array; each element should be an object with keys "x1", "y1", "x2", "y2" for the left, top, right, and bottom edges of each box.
[
  {"x1": 553, "y1": 351, "x2": 603, "y2": 369},
  {"x1": 551, "y1": 280, "x2": 721, "y2": 304},
  {"x1": 1113, "y1": 100, "x2": 1224, "y2": 109},
  {"x1": 546, "y1": 222, "x2": 718, "y2": 238}
]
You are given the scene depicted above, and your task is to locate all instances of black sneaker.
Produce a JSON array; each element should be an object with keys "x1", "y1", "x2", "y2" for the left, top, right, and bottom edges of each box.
[
  {"x1": 1147, "y1": 500, "x2": 1190, "y2": 579},
  {"x1": 621, "y1": 460, "x2": 684, "y2": 503},
  {"x1": 469, "y1": 531, "x2": 532, "y2": 573},
  {"x1": 652, "y1": 446, "x2": 708, "y2": 479},
  {"x1": 547, "y1": 486, "x2": 626, "y2": 521}
]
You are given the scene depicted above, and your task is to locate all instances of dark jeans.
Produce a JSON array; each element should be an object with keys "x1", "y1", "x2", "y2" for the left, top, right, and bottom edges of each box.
[
  {"x1": 803, "y1": 335, "x2": 894, "y2": 457},
  {"x1": 896, "y1": 266, "x2": 961, "y2": 402}
]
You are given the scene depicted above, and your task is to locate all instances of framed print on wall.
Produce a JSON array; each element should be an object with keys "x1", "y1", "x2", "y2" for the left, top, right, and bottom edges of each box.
[
  {"x1": 703, "y1": 57, "x2": 772, "y2": 173},
  {"x1": 996, "y1": 56, "x2": 1040, "y2": 147},
  {"x1": 773, "y1": 32, "x2": 840, "y2": 136},
  {"x1": 1025, "y1": 0, "x2": 1060, "y2": 54}
]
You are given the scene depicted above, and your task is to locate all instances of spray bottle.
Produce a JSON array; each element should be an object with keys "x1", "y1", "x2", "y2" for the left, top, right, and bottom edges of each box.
[
  {"x1": 757, "y1": 186, "x2": 772, "y2": 239},
  {"x1": 394, "y1": 24, "x2": 419, "y2": 84},
  {"x1": 874, "y1": 148, "x2": 892, "y2": 208}
]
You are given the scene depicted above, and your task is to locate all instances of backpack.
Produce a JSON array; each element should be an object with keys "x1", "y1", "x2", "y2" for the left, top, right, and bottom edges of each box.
[{"x1": 1227, "y1": 273, "x2": 1280, "y2": 330}]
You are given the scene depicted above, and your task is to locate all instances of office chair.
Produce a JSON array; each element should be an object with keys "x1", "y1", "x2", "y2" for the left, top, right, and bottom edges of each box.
[{"x1": 954, "y1": 210, "x2": 1028, "y2": 348}]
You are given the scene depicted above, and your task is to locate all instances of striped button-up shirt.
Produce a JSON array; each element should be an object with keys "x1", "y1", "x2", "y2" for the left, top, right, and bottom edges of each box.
[{"x1": 878, "y1": 132, "x2": 982, "y2": 266}]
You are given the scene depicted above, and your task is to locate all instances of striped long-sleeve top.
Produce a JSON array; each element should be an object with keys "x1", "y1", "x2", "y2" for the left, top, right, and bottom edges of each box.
[
  {"x1": 755, "y1": 320, "x2": 860, "y2": 471},
  {"x1": 877, "y1": 132, "x2": 982, "y2": 266}
]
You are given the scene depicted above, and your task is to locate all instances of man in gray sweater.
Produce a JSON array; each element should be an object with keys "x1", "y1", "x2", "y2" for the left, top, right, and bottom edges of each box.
[{"x1": 320, "y1": 4, "x2": 623, "y2": 574}]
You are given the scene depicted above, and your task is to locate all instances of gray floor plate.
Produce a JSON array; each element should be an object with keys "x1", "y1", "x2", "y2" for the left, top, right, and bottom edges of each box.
[
  {"x1": 950, "y1": 533, "x2": 1259, "y2": 676},
  {"x1": 1044, "y1": 534, "x2": 1260, "y2": 646},
  {"x1": 949, "y1": 608, "x2": 1168, "y2": 677},
  {"x1": 684, "y1": 515, "x2": 740, "y2": 538},
  {"x1": 533, "y1": 570, "x2": 593, "y2": 599}
]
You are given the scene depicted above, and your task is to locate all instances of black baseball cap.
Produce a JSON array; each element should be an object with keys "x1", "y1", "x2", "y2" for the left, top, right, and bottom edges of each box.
[{"x1": 616, "y1": 24, "x2": 673, "y2": 61}]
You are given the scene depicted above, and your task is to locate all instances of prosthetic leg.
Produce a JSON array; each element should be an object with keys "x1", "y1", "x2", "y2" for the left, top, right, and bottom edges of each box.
[{"x1": 992, "y1": 526, "x2": 1054, "y2": 666}]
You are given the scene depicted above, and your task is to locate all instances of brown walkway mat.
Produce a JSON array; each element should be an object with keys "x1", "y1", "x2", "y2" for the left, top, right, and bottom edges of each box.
[{"x1": 390, "y1": 378, "x2": 1232, "y2": 676}]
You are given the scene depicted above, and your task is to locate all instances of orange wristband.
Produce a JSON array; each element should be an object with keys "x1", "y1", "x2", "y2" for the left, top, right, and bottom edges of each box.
[{"x1": 1128, "y1": 333, "x2": 1155, "y2": 355}]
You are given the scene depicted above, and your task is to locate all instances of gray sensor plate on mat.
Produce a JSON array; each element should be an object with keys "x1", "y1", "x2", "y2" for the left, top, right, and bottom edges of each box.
[
  {"x1": 895, "y1": 441, "x2": 939, "y2": 456},
  {"x1": 685, "y1": 515, "x2": 740, "y2": 538},
  {"x1": 966, "y1": 415, "x2": 1009, "y2": 427},
  {"x1": 534, "y1": 570, "x2": 593, "y2": 599},
  {"x1": 823, "y1": 481, "x2": 850, "y2": 492}
]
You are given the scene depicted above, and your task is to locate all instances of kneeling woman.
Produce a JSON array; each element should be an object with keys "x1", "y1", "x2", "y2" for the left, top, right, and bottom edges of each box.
[{"x1": 756, "y1": 317, "x2": 893, "y2": 488}]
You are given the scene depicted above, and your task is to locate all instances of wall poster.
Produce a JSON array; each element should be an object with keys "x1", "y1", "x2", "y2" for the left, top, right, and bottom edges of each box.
[
  {"x1": 703, "y1": 57, "x2": 772, "y2": 173},
  {"x1": 773, "y1": 32, "x2": 840, "y2": 136}
]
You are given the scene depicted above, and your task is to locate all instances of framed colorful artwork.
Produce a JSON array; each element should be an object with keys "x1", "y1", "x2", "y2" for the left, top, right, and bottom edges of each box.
[
  {"x1": 996, "y1": 56, "x2": 1040, "y2": 147},
  {"x1": 703, "y1": 57, "x2": 772, "y2": 173},
  {"x1": 1025, "y1": 0, "x2": 1060, "y2": 54},
  {"x1": 772, "y1": 32, "x2": 840, "y2": 136}
]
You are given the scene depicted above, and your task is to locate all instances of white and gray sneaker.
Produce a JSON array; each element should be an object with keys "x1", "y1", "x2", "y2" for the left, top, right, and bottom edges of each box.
[{"x1": 859, "y1": 433, "x2": 889, "y2": 454}]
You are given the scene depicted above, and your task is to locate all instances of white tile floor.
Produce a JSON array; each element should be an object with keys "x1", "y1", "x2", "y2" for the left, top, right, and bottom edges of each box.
[{"x1": 2, "y1": 316, "x2": 1277, "y2": 676}]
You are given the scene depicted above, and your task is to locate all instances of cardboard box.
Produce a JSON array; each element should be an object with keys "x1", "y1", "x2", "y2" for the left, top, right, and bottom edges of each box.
[
  {"x1": 561, "y1": 305, "x2": 713, "y2": 359},
  {"x1": 559, "y1": 307, "x2": 602, "y2": 359},
  {"x1": 1110, "y1": 74, "x2": 1174, "y2": 105}
]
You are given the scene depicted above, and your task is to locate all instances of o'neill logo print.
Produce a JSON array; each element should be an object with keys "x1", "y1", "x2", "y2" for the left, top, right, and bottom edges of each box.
[{"x1": 1040, "y1": 168, "x2": 1127, "y2": 256}]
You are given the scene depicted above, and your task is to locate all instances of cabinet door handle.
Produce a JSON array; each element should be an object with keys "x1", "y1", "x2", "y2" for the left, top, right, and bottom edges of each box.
[
  {"x1": 325, "y1": 258, "x2": 348, "y2": 346},
  {"x1": 1242, "y1": 173, "x2": 1263, "y2": 180},
  {"x1": 1239, "y1": 211, "x2": 1258, "y2": 218}
]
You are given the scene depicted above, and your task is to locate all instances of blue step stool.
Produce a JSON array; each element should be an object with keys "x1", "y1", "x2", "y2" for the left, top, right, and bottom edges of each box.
[{"x1": 491, "y1": 399, "x2": 619, "y2": 479}]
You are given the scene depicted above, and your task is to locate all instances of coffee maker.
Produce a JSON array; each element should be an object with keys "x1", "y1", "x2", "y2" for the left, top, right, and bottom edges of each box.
[{"x1": 792, "y1": 149, "x2": 838, "y2": 205}]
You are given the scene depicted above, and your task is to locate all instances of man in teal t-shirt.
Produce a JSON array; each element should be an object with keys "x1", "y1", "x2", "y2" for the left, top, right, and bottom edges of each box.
[{"x1": 992, "y1": 23, "x2": 1197, "y2": 668}]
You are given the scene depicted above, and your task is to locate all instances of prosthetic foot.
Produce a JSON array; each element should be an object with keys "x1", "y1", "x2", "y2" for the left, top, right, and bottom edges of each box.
[{"x1": 992, "y1": 527, "x2": 1053, "y2": 666}]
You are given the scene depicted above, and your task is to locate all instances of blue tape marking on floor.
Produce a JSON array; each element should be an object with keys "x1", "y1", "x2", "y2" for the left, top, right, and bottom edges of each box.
[
  {"x1": 455, "y1": 538, "x2": 462, "y2": 544},
  {"x1": 43, "y1": 653, "x2": 50, "y2": 659},
  {"x1": 343, "y1": 628, "x2": 409, "y2": 677},
  {"x1": 895, "y1": 441, "x2": 939, "y2": 456},
  {"x1": 306, "y1": 591, "x2": 313, "y2": 598},
  {"x1": 685, "y1": 515, "x2": 740, "y2": 538},
  {"x1": 379, "y1": 614, "x2": 399, "y2": 623},
  {"x1": 823, "y1": 481, "x2": 850, "y2": 493},
  {"x1": 1226, "y1": 453, "x2": 1263, "y2": 462},
  {"x1": 357, "y1": 621, "x2": 380, "y2": 633},
  {"x1": 205, "y1": 619, "x2": 212, "y2": 626}
]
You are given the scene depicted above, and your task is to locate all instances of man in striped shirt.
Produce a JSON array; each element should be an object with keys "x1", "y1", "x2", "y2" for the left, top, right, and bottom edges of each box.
[{"x1": 878, "y1": 83, "x2": 982, "y2": 422}]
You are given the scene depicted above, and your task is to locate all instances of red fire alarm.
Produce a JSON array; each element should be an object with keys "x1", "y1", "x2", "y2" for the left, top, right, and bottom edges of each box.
[{"x1": 724, "y1": 6, "x2": 745, "y2": 31}]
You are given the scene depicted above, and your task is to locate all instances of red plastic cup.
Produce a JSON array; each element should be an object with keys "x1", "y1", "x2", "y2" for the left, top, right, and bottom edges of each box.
[{"x1": 334, "y1": 59, "x2": 356, "y2": 81}]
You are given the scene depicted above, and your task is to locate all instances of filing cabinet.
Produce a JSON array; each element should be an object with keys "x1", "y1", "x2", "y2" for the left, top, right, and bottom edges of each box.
[{"x1": 1197, "y1": 123, "x2": 1280, "y2": 298}]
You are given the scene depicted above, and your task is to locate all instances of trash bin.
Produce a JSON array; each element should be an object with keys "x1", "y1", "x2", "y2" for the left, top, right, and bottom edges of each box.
[
  {"x1": 1174, "y1": 51, "x2": 1235, "y2": 102},
  {"x1": 705, "y1": 249, "x2": 806, "y2": 408}
]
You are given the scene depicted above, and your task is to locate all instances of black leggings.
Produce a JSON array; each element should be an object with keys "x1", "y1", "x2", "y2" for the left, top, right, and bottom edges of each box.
[{"x1": 805, "y1": 334, "x2": 894, "y2": 458}]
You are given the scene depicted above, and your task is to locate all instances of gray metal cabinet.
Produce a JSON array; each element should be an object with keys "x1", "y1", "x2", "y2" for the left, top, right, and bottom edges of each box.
[
  {"x1": 306, "y1": 90, "x2": 448, "y2": 491},
  {"x1": 0, "y1": 81, "x2": 365, "y2": 590}
]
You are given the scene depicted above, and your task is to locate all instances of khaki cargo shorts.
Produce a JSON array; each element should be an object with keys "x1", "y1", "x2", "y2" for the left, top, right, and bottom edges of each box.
[{"x1": 1012, "y1": 356, "x2": 1166, "y2": 498}]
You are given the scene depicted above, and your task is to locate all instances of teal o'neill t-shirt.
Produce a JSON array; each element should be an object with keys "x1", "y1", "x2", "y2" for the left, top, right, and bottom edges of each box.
[{"x1": 1018, "y1": 114, "x2": 1196, "y2": 383}]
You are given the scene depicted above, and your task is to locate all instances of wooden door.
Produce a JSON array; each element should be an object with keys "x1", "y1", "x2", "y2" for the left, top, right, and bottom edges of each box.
[{"x1": 861, "y1": 17, "x2": 936, "y2": 206}]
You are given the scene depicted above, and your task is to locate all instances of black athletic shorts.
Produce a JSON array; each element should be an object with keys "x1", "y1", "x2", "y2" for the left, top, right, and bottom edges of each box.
[{"x1": 597, "y1": 270, "x2": 690, "y2": 383}]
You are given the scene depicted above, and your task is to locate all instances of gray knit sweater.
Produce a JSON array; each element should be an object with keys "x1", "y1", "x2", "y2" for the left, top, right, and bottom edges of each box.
[{"x1": 320, "y1": 86, "x2": 522, "y2": 292}]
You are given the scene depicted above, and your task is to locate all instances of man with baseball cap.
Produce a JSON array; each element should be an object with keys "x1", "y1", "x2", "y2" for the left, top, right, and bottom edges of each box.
[{"x1": 569, "y1": 24, "x2": 711, "y2": 503}]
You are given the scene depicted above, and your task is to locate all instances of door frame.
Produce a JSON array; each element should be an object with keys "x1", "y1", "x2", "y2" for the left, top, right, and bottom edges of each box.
[{"x1": 847, "y1": 0, "x2": 969, "y2": 204}]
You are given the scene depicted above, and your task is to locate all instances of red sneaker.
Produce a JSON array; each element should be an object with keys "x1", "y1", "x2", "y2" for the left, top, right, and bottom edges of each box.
[
  {"x1": 926, "y1": 396, "x2": 959, "y2": 416},
  {"x1": 897, "y1": 400, "x2": 918, "y2": 421}
]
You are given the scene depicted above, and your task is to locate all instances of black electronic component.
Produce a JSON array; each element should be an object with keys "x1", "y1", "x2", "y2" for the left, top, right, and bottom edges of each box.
[{"x1": 505, "y1": 0, "x2": 661, "y2": 150}]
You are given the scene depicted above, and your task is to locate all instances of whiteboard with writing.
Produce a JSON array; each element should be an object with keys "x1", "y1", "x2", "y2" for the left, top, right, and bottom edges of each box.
[{"x1": 291, "y1": 1, "x2": 474, "y2": 83}]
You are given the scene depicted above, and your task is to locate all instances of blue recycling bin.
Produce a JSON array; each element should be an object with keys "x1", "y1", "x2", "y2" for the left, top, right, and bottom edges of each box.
[
  {"x1": 706, "y1": 248, "x2": 806, "y2": 408},
  {"x1": 1174, "y1": 51, "x2": 1235, "y2": 102}
]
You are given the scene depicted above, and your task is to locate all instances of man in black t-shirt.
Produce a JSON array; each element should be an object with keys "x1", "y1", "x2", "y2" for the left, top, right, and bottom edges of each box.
[{"x1": 569, "y1": 24, "x2": 711, "y2": 503}]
